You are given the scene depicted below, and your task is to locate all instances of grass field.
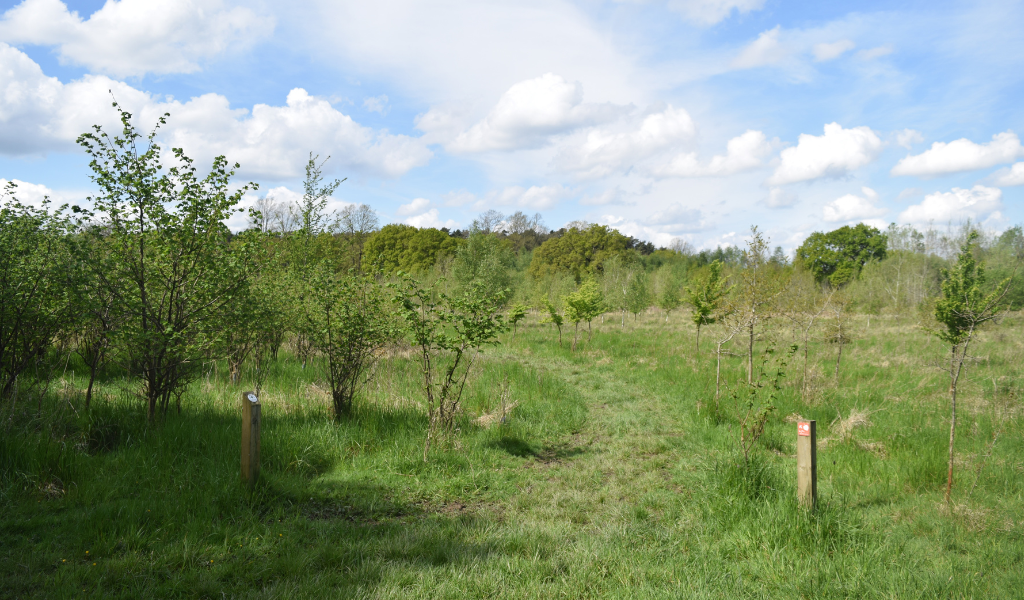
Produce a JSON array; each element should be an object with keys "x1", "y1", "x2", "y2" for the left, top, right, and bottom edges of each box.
[{"x1": 2, "y1": 310, "x2": 1024, "y2": 598}]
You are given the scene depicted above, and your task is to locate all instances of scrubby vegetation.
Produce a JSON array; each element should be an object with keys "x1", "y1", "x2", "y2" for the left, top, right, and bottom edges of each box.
[{"x1": 3, "y1": 112, "x2": 1024, "y2": 597}]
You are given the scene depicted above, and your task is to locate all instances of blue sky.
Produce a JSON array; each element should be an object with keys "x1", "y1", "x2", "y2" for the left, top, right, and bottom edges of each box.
[{"x1": 2, "y1": 0, "x2": 1023, "y2": 250}]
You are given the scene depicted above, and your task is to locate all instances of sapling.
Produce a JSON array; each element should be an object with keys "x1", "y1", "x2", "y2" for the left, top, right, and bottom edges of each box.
[
  {"x1": 933, "y1": 231, "x2": 1011, "y2": 504},
  {"x1": 686, "y1": 260, "x2": 733, "y2": 353},
  {"x1": 563, "y1": 279, "x2": 605, "y2": 351},
  {"x1": 541, "y1": 301, "x2": 564, "y2": 346},
  {"x1": 397, "y1": 277, "x2": 507, "y2": 460},
  {"x1": 508, "y1": 303, "x2": 528, "y2": 342}
]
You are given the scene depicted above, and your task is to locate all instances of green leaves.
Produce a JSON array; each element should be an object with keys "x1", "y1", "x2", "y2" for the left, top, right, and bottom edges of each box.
[
  {"x1": 686, "y1": 260, "x2": 733, "y2": 329},
  {"x1": 934, "y1": 231, "x2": 1009, "y2": 346},
  {"x1": 796, "y1": 223, "x2": 887, "y2": 287},
  {"x1": 77, "y1": 104, "x2": 259, "y2": 420}
]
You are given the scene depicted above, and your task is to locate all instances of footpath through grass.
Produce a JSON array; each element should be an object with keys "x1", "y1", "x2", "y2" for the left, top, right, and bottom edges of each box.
[{"x1": 2, "y1": 313, "x2": 1024, "y2": 598}]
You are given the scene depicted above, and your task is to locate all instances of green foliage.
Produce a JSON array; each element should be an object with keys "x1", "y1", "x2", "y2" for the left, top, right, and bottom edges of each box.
[
  {"x1": 685, "y1": 259, "x2": 733, "y2": 349},
  {"x1": 299, "y1": 268, "x2": 394, "y2": 418},
  {"x1": 0, "y1": 183, "x2": 78, "y2": 400},
  {"x1": 796, "y1": 223, "x2": 888, "y2": 287},
  {"x1": 733, "y1": 343, "x2": 796, "y2": 463},
  {"x1": 76, "y1": 104, "x2": 259, "y2": 420},
  {"x1": 625, "y1": 268, "x2": 652, "y2": 319},
  {"x1": 934, "y1": 231, "x2": 1008, "y2": 347},
  {"x1": 452, "y1": 231, "x2": 517, "y2": 305},
  {"x1": 540, "y1": 300, "x2": 565, "y2": 346},
  {"x1": 528, "y1": 223, "x2": 633, "y2": 280},
  {"x1": 396, "y1": 277, "x2": 508, "y2": 458},
  {"x1": 362, "y1": 224, "x2": 463, "y2": 274},
  {"x1": 508, "y1": 303, "x2": 528, "y2": 340},
  {"x1": 563, "y1": 278, "x2": 605, "y2": 350}
]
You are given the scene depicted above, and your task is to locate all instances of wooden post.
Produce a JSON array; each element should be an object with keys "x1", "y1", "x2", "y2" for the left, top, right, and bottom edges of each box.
[
  {"x1": 797, "y1": 420, "x2": 816, "y2": 509},
  {"x1": 241, "y1": 391, "x2": 261, "y2": 487}
]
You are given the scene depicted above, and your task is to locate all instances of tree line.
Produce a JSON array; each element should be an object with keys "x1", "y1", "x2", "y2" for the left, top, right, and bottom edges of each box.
[{"x1": 2, "y1": 109, "x2": 1021, "y2": 480}]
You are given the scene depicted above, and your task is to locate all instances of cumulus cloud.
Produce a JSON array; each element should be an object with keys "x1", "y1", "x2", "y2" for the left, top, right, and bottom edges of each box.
[
  {"x1": 667, "y1": 0, "x2": 766, "y2": 25},
  {"x1": 767, "y1": 122, "x2": 883, "y2": 186},
  {"x1": 487, "y1": 184, "x2": 570, "y2": 210},
  {"x1": 764, "y1": 187, "x2": 797, "y2": 208},
  {"x1": 396, "y1": 197, "x2": 431, "y2": 216},
  {"x1": 731, "y1": 26, "x2": 788, "y2": 69},
  {"x1": 0, "y1": 177, "x2": 59, "y2": 208},
  {"x1": 0, "y1": 0, "x2": 273, "y2": 78},
  {"x1": 555, "y1": 105, "x2": 697, "y2": 179},
  {"x1": 898, "y1": 185, "x2": 1003, "y2": 225},
  {"x1": 0, "y1": 45, "x2": 432, "y2": 177},
  {"x1": 992, "y1": 162, "x2": 1024, "y2": 186},
  {"x1": 656, "y1": 130, "x2": 773, "y2": 177},
  {"x1": 363, "y1": 95, "x2": 389, "y2": 115},
  {"x1": 895, "y1": 129, "x2": 924, "y2": 149},
  {"x1": 579, "y1": 186, "x2": 638, "y2": 206},
  {"x1": 812, "y1": 40, "x2": 855, "y2": 62},
  {"x1": 448, "y1": 73, "x2": 623, "y2": 153},
  {"x1": 891, "y1": 131, "x2": 1024, "y2": 177},
  {"x1": 822, "y1": 187, "x2": 886, "y2": 223},
  {"x1": 643, "y1": 203, "x2": 710, "y2": 233},
  {"x1": 597, "y1": 215, "x2": 681, "y2": 247},
  {"x1": 404, "y1": 208, "x2": 458, "y2": 229}
]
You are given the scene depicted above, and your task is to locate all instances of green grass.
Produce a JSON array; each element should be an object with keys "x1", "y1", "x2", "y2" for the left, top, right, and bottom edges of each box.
[{"x1": 2, "y1": 312, "x2": 1024, "y2": 598}]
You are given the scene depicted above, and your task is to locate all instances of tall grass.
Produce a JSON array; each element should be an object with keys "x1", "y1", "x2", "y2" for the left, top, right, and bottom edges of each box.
[{"x1": 2, "y1": 311, "x2": 1023, "y2": 597}]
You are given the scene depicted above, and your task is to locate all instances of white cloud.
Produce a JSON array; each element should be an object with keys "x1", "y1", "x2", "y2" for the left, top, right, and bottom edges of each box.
[
  {"x1": 404, "y1": 208, "x2": 458, "y2": 229},
  {"x1": 448, "y1": 74, "x2": 623, "y2": 153},
  {"x1": 555, "y1": 105, "x2": 697, "y2": 179},
  {"x1": 306, "y1": 0, "x2": 640, "y2": 107},
  {"x1": 891, "y1": 131, "x2": 1024, "y2": 177},
  {"x1": 488, "y1": 184, "x2": 570, "y2": 210},
  {"x1": 580, "y1": 186, "x2": 636, "y2": 206},
  {"x1": 396, "y1": 197, "x2": 431, "y2": 216},
  {"x1": 643, "y1": 203, "x2": 710, "y2": 233},
  {"x1": 597, "y1": 215, "x2": 679, "y2": 247},
  {"x1": 764, "y1": 187, "x2": 797, "y2": 208},
  {"x1": 898, "y1": 187, "x2": 923, "y2": 200},
  {"x1": 992, "y1": 162, "x2": 1024, "y2": 186},
  {"x1": 0, "y1": 45, "x2": 432, "y2": 178},
  {"x1": 0, "y1": 177, "x2": 57, "y2": 208},
  {"x1": 731, "y1": 26, "x2": 788, "y2": 69},
  {"x1": 0, "y1": 0, "x2": 273, "y2": 78},
  {"x1": 822, "y1": 187, "x2": 886, "y2": 223},
  {"x1": 857, "y1": 45, "x2": 893, "y2": 60},
  {"x1": 363, "y1": 95, "x2": 389, "y2": 115},
  {"x1": 767, "y1": 122, "x2": 883, "y2": 185},
  {"x1": 895, "y1": 129, "x2": 924, "y2": 149},
  {"x1": 898, "y1": 185, "x2": 1003, "y2": 225},
  {"x1": 656, "y1": 130, "x2": 773, "y2": 177},
  {"x1": 666, "y1": 0, "x2": 766, "y2": 25},
  {"x1": 813, "y1": 39, "x2": 855, "y2": 62}
]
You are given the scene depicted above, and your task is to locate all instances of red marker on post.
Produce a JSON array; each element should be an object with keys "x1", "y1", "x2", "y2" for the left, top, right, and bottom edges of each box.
[{"x1": 797, "y1": 420, "x2": 816, "y2": 508}]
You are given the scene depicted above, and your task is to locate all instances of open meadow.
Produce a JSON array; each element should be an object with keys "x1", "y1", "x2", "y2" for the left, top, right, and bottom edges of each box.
[{"x1": 3, "y1": 309, "x2": 1023, "y2": 598}]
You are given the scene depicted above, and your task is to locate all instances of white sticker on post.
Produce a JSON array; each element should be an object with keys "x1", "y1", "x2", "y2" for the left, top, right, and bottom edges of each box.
[{"x1": 247, "y1": 393, "x2": 258, "y2": 403}]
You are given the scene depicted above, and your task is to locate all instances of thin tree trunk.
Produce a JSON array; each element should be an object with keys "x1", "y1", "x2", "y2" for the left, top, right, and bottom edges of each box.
[
  {"x1": 715, "y1": 341, "x2": 723, "y2": 400},
  {"x1": 947, "y1": 338, "x2": 971, "y2": 504},
  {"x1": 747, "y1": 323, "x2": 754, "y2": 385},
  {"x1": 85, "y1": 346, "x2": 100, "y2": 410},
  {"x1": 695, "y1": 324, "x2": 701, "y2": 354},
  {"x1": 834, "y1": 342, "x2": 842, "y2": 380}
]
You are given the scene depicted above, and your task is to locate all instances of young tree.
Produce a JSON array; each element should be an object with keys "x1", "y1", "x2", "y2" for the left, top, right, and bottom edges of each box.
[
  {"x1": 0, "y1": 184, "x2": 78, "y2": 403},
  {"x1": 657, "y1": 284, "x2": 682, "y2": 323},
  {"x1": 541, "y1": 300, "x2": 565, "y2": 346},
  {"x1": 563, "y1": 279, "x2": 605, "y2": 351},
  {"x1": 685, "y1": 259, "x2": 733, "y2": 352},
  {"x1": 77, "y1": 105, "x2": 259, "y2": 421},
  {"x1": 300, "y1": 268, "x2": 394, "y2": 418},
  {"x1": 397, "y1": 278, "x2": 507, "y2": 460},
  {"x1": 825, "y1": 288, "x2": 852, "y2": 382},
  {"x1": 736, "y1": 227, "x2": 786, "y2": 384},
  {"x1": 933, "y1": 231, "x2": 1011, "y2": 504},
  {"x1": 508, "y1": 303, "x2": 528, "y2": 342},
  {"x1": 625, "y1": 268, "x2": 652, "y2": 321}
]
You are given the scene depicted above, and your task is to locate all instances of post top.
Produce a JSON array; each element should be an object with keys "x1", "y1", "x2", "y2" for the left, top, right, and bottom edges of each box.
[
  {"x1": 798, "y1": 421, "x2": 813, "y2": 436},
  {"x1": 244, "y1": 391, "x2": 259, "y2": 404}
]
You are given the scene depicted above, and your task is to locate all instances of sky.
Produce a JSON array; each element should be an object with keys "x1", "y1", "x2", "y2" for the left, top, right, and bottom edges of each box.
[{"x1": 2, "y1": 0, "x2": 1024, "y2": 251}]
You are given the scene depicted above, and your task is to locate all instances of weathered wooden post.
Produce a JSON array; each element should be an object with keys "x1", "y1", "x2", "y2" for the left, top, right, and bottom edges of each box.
[
  {"x1": 241, "y1": 391, "x2": 261, "y2": 487},
  {"x1": 797, "y1": 420, "x2": 816, "y2": 508}
]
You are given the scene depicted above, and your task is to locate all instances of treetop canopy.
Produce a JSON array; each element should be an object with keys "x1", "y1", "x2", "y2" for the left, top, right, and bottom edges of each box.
[{"x1": 796, "y1": 223, "x2": 888, "y2": 286}]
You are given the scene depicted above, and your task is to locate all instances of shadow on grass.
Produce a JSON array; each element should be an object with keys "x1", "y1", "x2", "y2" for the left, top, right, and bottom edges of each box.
[{"x1": 488, "y1": 436, "x2": 537, "y2": 457}]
